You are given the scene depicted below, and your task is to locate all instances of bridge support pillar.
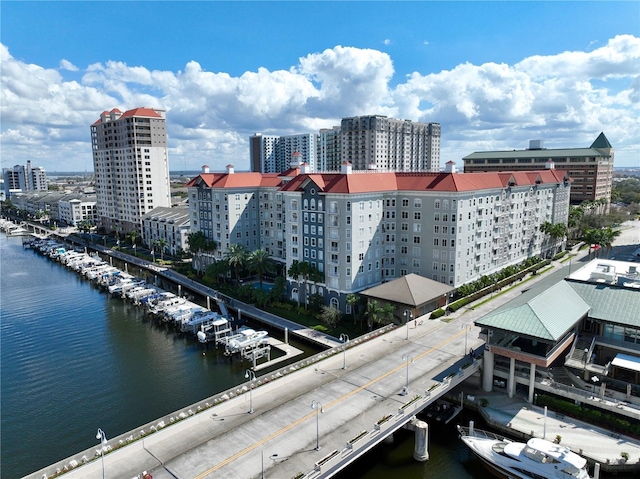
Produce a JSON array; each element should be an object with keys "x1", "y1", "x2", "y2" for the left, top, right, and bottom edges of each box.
[
  {"x1": 508, "y1": 357, "x2": 516, "y2": 399},
  {"x1": 207, "y1": 296, "x2": 211, "y2": 309},
  {"x1": 408, "y1": 418, "x2": 429, "y2": 461},
  {"x1": 528, "y1": 363, "x2": 536, "y2": 403},
  {"x1": 482, "y1": 348, "x2": 494, "y2": 392},
  {"x1": 285, "y1": 327, "x2": 289, "y2": 344},
  {"x1": 383, "y1": 433, "x2": 394, "y2": 444}
]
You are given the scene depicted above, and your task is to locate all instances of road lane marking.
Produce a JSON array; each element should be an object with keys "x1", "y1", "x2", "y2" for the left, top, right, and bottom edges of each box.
[{"x1": 194, "y1": 326, "x2": 468, "y2": 478}]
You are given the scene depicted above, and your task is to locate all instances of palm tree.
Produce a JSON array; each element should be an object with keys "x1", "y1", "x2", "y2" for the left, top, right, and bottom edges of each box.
[
  {"x1": 156, "y1": 238, "x2": 168, "y2": 261},
  {"x1": 287, "y1": 260, "x2": 302, "y2": 307},
  {"x1": 128, "y1": 231, "x2": 138, "y2": 247},
  {"x1": 367, "y1": 301, "x2": 383, "y2": 330},
  {"x1": 247, "y1": 249, "x2": 275, "y2": 290},
  {"x1": 225, "y1": 243, "x2": 248, "y2": 285},
  {"x1": 540, "y1": 222, "x2": 568, "y2": 256},
  {"x1": 381, "y1": 302, "x2": 396, "y2": 324},
  {"x1": 298, "y1": 261, "x2": 311, "y2": 308},
  {"x1": 346, "y1": 293, "x2": 359, "y2": 325}
]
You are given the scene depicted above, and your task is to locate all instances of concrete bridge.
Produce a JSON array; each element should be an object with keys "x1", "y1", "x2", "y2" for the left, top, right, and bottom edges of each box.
[{"x1": 26, "y1": 313, "x2": 483, "y2": 479}]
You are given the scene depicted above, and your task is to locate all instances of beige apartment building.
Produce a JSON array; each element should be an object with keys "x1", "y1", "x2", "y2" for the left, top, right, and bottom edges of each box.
[{"x1": 90, "y1": 107, "x2": 171, "y2": 233}]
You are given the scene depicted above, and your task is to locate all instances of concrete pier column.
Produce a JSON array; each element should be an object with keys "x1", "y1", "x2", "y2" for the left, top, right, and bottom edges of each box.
[
  {"x1": 412, "y1": 420, "x2": 429, "y2": 461},
  {"x1": 285, "y1": 328, "x2": 289, "y2": 344},
  {"x1": 482, "y1": 348, "x2": 494, "y2": 392},
  {"x1": 594, "y1": 463, "x2": 600, "y2": 479},
  {"x1": 528, "y1": 363, "x2": 536, "y2": 403},
  {"x1": 383, "y1": 433, "x2": 394, "y2": 444},
  {"x1": 508, "y1": 357, "x2": 516, "y2": 399},
  {"x1": 207, "y1": 296, "x2": 211, "y2": 310},
  {"x1": 178, "y1": 284, "x2": 182, "y2": 297}
]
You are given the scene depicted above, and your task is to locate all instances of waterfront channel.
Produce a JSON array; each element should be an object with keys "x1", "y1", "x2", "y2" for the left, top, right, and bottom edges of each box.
[{"x1": 2, "y1": 232, "x2": 635, "y2": 479}]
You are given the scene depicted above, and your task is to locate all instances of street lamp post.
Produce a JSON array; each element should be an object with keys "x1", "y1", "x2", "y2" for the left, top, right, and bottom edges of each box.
[
  {"x1": 462, "y1": 324, "x2": 472, "y2": 357},
  {"x1": 245, "y1": 369, "x2": 256, "y2": 414},
  {"x1": 310, "y1": 400, "x2": 323, "y2": 451},
  {"x1": 96, "y1": 428, "x2": 107, "y2": 479},
  {"x1": 339, "y1": 333, "x2": 349, "y2": 370},
  {"x1": 404, "y1": 310, "x2": 413, "y2": 340},
  {"x1": 401, "y1": 354, "x2": 413, "y2": 396}
]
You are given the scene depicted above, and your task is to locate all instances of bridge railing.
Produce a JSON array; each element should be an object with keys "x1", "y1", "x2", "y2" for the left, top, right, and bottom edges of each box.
[{"x1": 299, "y1": 358, "x2": 481, "y2": 478}]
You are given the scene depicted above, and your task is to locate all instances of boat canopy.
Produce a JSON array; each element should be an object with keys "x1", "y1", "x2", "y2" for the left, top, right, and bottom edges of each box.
[{"x1": 611, "y1": 353, "x2": 640, "y2": 373}]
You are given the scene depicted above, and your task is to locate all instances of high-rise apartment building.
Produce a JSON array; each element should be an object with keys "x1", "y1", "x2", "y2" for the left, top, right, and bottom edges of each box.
[
  {"x1": 187, "y1": 162, "x2": 570, "y2": 312},
  {"x1": 318, "y1": 126, "x2": 342, "y2": 172},
  {"x1": 250, "y1": 133, "x2": 318, "y2": 173},
  {"x1": 90, "y1": 107, "x2": 171, "y2": 233},
  {"x1": 2, "y1": 160, "x2": 47, "y2": 198},
  {"x1": 250, "y1": 115, "x2": 441, "y2": 174},
  {"x1": 463, "y1": 133, "x2": 614, "y2": 211},
  {"x1": 341, "y1": 115, "x2": 441, "y2": 172}
]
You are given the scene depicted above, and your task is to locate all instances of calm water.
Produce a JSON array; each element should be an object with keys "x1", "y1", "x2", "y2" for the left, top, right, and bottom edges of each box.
[{"x1": 0, "y1": 234, "x2": 313, "y2": 478}]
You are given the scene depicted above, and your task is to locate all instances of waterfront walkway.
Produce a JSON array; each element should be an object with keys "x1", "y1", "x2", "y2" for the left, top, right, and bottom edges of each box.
[{"x1": 455, "y1": 375, "x2": 640, "y2": 471}]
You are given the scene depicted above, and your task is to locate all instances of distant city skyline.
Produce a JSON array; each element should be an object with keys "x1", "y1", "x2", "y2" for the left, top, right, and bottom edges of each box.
[{"x1": 1, "y1": 1, "x2": 639, "y2": 172}]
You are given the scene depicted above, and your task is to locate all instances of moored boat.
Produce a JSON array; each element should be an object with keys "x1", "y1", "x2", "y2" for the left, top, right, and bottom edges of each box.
[{"x1": 457, "y1": 424, "x2": 591, "y2": 479}]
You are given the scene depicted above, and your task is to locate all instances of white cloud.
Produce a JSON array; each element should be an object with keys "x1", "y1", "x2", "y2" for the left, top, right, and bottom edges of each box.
[
  {"x1": 383, "y1": 39, "x2": 392, "y2": 46},
  {"x1": 1, "y1": 37, "x2": 638, "y2": 172},
  {"x1": 59, "y1": 59, "x2": 78, "y2": 72}
]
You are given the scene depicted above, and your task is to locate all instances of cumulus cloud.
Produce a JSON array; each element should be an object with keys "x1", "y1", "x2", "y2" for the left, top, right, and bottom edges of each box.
[
  {"x1": 0, "y1": 37, "x2": 638, "y2": 172},
  {"x1": 59, "y1": 59, "x2": 78, "y2": 71}
]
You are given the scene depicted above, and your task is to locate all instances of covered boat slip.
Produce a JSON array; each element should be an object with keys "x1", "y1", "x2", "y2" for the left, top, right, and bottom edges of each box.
[{"x1": 611, "y1": 353, "x2": 640, "y2": 383}]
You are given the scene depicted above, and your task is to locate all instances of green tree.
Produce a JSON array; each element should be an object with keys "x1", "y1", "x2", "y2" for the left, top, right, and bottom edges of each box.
[
  {"x1": 319, "y1": 305, "x2": 341, "y2": 329},
  {"x1": 287, "y1": 260, "x2": 302, "y2": 307},
  {"x1": 367, "y1": 301, "x2": 384, "y2": 330},
  {"x1": 540, "y1": 221, "x2": 568, "y2": 256},
  {"x1": 346, "y1": 293, "x2": 359, "y2": 325},
  {"x1": 128, "y1": 231, "x2": 138, "y2": 247},
  {"x1": 187, "y1": 231, "x2": 217, "y2": 254},
  {"x1": 156, "y1": 238, "x2": 168, "y2": 261},
  {"x1": 247, "y1": 249, "x2": 275, "y2": 290},
  {"x1": 381, "y1": 302, "x2": 396, "y2": 325},
  {"x1": 225, "y1": 243, "x2": 248, "y2": 285},
  {"x1": 204, "y1": 259, "x2": 229, "y2": 284}
]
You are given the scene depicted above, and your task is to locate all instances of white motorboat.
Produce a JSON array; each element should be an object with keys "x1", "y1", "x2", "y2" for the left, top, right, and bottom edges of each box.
[
  {"x1": 457, "y1": 425, "x2": 591, "y2": 479},
  {"x1": 227, "y1": 328, "x2": 269, "y2": 352}
]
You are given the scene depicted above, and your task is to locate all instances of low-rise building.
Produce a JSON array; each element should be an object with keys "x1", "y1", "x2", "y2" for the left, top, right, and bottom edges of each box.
[
  {"x1": 476, "y1": 259, "x2": 640, "y2": 404},
  {"x1": 141, "y1": 206, "x2": 191, "y2": 257},
  {"x1": 58, "y1": 198, "x2": 97, "y2": 226}
]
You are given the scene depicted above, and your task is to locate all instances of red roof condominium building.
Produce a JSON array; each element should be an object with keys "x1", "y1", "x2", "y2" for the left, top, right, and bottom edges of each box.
[{"x1": 187, "y1": 161, "x2": 571, "y2": 312}]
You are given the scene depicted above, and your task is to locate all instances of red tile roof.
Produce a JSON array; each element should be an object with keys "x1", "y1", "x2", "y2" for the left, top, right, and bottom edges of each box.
[
  {"x1": 120, "y1": 107, "x2": 162, "y2": 118},
  {"x1": 185, "y1": 169, "x2": 569, "y2": 194}
]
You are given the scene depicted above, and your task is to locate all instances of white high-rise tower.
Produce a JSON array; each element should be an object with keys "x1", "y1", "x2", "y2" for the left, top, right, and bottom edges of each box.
[{"x1": 90, "y1": 107, "x2": 171, "y2": 233}]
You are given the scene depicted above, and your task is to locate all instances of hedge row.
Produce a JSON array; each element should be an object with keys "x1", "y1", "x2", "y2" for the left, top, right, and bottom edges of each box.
[{"x1": 536, "y1": 394, "x2": 640, "y2": 438}]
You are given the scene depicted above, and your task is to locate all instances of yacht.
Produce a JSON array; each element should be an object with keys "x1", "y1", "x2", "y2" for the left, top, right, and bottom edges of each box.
[{"x1": 457, "y1": 425, "x2": 591, "y2": 479}]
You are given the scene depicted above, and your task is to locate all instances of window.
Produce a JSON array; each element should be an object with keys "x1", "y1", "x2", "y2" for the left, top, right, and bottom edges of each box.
[
  {"x1": 413, "y1": 236, "x2": 421, "y2": 244},
  {"x1": 402, "y1": 198, "x2": 409, "y2": 207},
  {"x1": 435, "y1": 200, "x2": 441, "y2": 209},
  {"x1": 414, "y1": 199, "x2": 421, "y2": 208},
  {"x1": 414, "y1": 212, "x2": 421, "y2": 220}
]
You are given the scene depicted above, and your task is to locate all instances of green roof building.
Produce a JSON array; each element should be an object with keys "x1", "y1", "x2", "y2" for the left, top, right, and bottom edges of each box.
[{"x1": 463, "y1": 134, "x2": 614, "y2": 211}]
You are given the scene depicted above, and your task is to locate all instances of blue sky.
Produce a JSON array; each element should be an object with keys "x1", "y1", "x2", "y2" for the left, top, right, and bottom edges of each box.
[{"x1": 1, "y1": 1, "x2": 639, "y2": 172}]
